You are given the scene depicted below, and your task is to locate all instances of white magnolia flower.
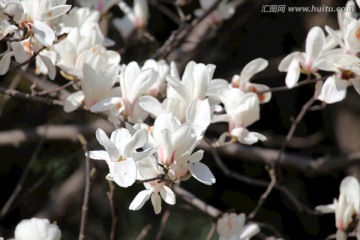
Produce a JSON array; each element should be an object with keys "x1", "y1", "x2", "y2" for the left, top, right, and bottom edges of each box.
[
  {"x1": 152, "y1": 113, "x2": 215, "y2": 185},
  {"x1": 54, "y1": 22, "x2": 110, "y2": 78},
  {"x1": 88, "y1": 128, "x2": 156, "y2": 188},
  {"x1": 12, "y1": 218, "x2": 61, "y2": 240},
  {"x1": 279, "y1": 26, "x2": 332, "y2": 88},
  {"x1": 215, "y1": 88, "x2": 266, "y2": 145},
  {"x1": 129, "y1": 156, "x2": 175, "y2": 214},
  {"x1": 58, "y1": 7, "x2": 100, "y2": 34},
  {"x1": 194, "y1": 0, "x2": 235, "y2": 24},
  {"x1": 217, "y1": 213, "x2": 259, "y2": 240},
  {"x1": 316, "y1": 176, "x2": 360, "y2": 239},
  {"x1": 113, "y1": 0, "x2": 149, "y2": 39},
  {"x1": 63, "y1": 59, "x2": 120, "y2": 112},
  {"x1": 90, "y1": 61, "x2": 158, "y2": 124},
  {"x1": 142, "y1": 59, "x2": 170, "y2": 97},
  {"x1": 230, "y1": 58, "x2": 271, "y2": 103},
  {"x1": 316, "y1": 52, "x2": 360, "y2": 104}
]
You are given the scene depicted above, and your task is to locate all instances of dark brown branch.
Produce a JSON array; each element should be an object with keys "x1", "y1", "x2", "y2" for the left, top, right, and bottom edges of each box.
[
  {"x1": 107, "y1": 181, "x2": 117, "y2": 240},
  {"x1": 78, "y1": 135, "x2": 91, "y2": 240},
  {"x1": 0, "y1": 119, "x2": 113, "y2": 147},
  {"x1": 173, "y1": 185, "x2": 222, "y2": 218},
  {"x1": 0, "y1": 86, "x2": 64, "y2": 106}
]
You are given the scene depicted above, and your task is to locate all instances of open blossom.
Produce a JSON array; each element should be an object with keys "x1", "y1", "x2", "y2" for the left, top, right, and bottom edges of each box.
[
  {"x1": 90, "y1": 61, "x2": 157, "y2": 124},
  {"x1": 113, "y1": 0, "x2": 149, "y2": 39},
  {"x1": 278, "y1": 26, "x2": 334, "y2": 88},
  {"x1": 63, "y1": 58, "x2": 120, "y2": 112},
  {"x1": 217, "y1": 213, "x2": 259, "y2": 240},
  {"x1": 54, "y1": 22, "x2": 112, "y2": 78},
  {"x1": 12, "y1": 218, "x2": 61, "y2": 240},
  {"x1": 215, "y1": 88, "x2": 266, "y2": 145},
  {"x1": 230, "y1": 58, "x2": 271, "y2": 103},
  {"x1": 194, "y1": 0, "x2": 235, "y2": 24},
  {"x1": 129, "y1": 156, "x2": 175, "y2": 214},
  {"x1": 88, "y1": 128, "x2": 156, "y2": 188},
  {"x1": 316, "y1": 176, "x2": 360, "y2": 239},
  {"x1": 316, "y1": 52, "x2": 360, "y2": 104},
  {"x1": 151, "y1": 113, "x2": 215, "y2": 185}
]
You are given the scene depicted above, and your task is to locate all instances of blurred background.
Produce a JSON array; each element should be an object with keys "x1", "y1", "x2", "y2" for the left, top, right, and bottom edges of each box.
[{"x1": 1, "y1": 0, "x2": 359, "y2": 239}]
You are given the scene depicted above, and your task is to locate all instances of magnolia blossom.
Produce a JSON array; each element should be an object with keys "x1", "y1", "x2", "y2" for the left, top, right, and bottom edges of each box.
[
  {"x1": 230, "y1": 58, "x2": 271, "y2": 103},
  {"x1": 88, "y1": 128, "x2": 156, "y2": 187},
  {"x1": 11, "y1": 218, "x2": 61, "y2": 240},
  {"x1": 316, "y1": 176, "x2": 360, "y2": 239},
  {"x1": 54, "y1": 22, "x2": 111, "y2": 78},
  {"x1": 151, "y1": 113, "x2": 215, "y2": 185},
  {"x1": 0, "y1": 0, "x2": 71, "y2": 75},
  {"x1": 58, "y1": 7, "x2": 100, "y2": 34},
  {"x1": 91, "y1": 62, "x2": 158, "y2": 124},
  {"x1": 113, "y1": 0, "x2": 149, "y2": 39},
  {"x1": 194, "y1": 0, "x2": 235, "y2": 24},
  {"x1": 63, "y1": 58, "x2": 120, "y2": 112},
  {"x1": 316, "y1": 52, "x2": 360, "y2": 104},
  {"x1": 215, "y1": 88, "x2": 266, "y2": 145},
  {"x1": 217, "y1": 213, "x2": 259, "y2": 240},
  {"x1": 279, "y1": 26, "x2": 333, "y2": 88},
  {"x1": 129, "y1": 156, "x2": 175, "y2": 214}
]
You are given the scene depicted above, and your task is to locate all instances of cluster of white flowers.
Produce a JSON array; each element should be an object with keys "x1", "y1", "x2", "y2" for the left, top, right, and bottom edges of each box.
[
  {"x1": 279, "y1": 0, "x2": 360, "y2": 104},
  {"x1": 5, "y1": 0, "x2": 360, "y2": 239}
]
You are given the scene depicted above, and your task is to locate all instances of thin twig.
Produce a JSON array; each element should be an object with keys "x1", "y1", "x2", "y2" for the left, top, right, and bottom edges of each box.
[
  {"x1": 134, "y1": 224, "x2": 152, "y2": 240},
  {"x1": 78, "y1": 135, "x2": 91, "y2": 240},
  {"x1": 276, "y1": 96, "x2": 316, "y2": 165},
  {"x1": 173, "y1": 185, "x2": 222, "y2": 218},
  {"x1": 205, "y1": 222, "x2": 217, "y2": 240},
  {"x1": 107, "y1": 181, "x2": 117, "y2": 240},
  {"x1": 153, "y1": 0, "x2": 225, "y2": 59},
  {"x1": 0, "y1": 129, "x2": 46, "y2": 219},
  {"x1": 34, "y1": 79, "x2": 79, "y2": 97},
  {"x1": 0, "y1": 86, "x2": 64, "y2": 106},
  {"x1": 248, "y1": 168, "x2": 277, "y2": 220},
  {"x1": 155, "y1": 209, "x2": 171, "y2": 240}
]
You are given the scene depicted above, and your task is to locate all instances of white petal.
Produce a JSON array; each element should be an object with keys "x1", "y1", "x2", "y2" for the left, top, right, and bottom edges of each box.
[
  {"x1": 129, "y1": 69, "x2": 157, "y2": 103},
  {"x1": 30, "y1": 21, "x2": 55, "y2": 47},
  {"x1": 189, "y1": 150, "x2": 204, "y2": 163},
  {"x1": 315, "y1": 204, "x2": 336, "y2": 213},
  {"x1": 111, "y1": 158, "x2": 137, "y2": 187},
  {"x1": 87, "y1": 150, "x2": 110, "y2": 161},
  {"x1": 239, "y1": 224, "x2": 260, "y2": 239},
  {"x1": 285, "y1": 58, "x2": 301, "y2": 88},
  {"x1": 63, "y1": 91, "x2": 84, "y2": 112},
  {"x1": 186, "y1": 99, "x2": 211, "y2": 136},
  {"x1": 240, "y1": 58, "x2": 268, "y2": 83},
  {"x1": 166, "y1": 75, "x2": 191, "y2": 103},
  {"x1": 129, "y1": 189, "x2": 152, "y2": 210},
  {"x1": 250, "y1": 83, "x2": 272, "y2": 104},
  {"x1": 96, "y1": 128, "x2": 120, "y2": 161},
  {"x1": 318, "y1": 76, "x2": 347, "y2": 104},
  {"x1": 40, "y1": 5, "x2": 71, "y2": 21},
  {"x1": 340, "y1": 176, "x2": 360, "y2": 213},
  {"x1": 305, "y1": 26, "x2": 325, "y2": 68},
  {"x1": 160, "y1": 186, "x2": 176, "y2": 205},
  {"x1": 0, "y1": 51, "x2": 13, "y2": 75},
  {"x1": 151, "y1": 192, "x2": 162, "y2": 214},
  {"x1": 188, "y1": 162, "x2": 216, "y2": 185},
  {"x1": 90, "y1": 97, "x2": 122, "y2": 112},
  {"x1": 39, "y1": 54, "x2": 56, "y2": 80},
  {"x1": 278, "y1": 52, "x2": 299, "y2": 72},
  {"x1": 123, "y1": 129, "x2": 148, "y2": 157},
  {"x1": 139, "y1": 96, "x2": 165, "y2": 117}
]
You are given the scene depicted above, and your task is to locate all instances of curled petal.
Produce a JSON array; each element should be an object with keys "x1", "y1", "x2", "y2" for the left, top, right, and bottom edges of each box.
[{"x1": 188, "y1": 162, "x2": 216, "y2": 185}]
